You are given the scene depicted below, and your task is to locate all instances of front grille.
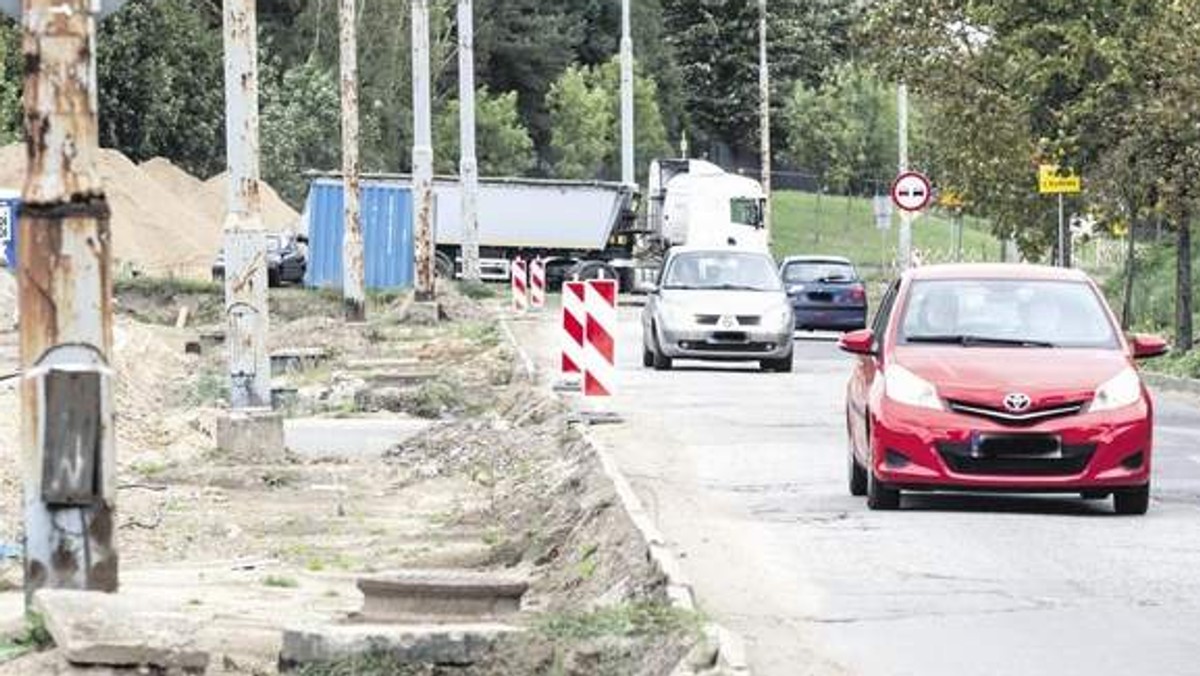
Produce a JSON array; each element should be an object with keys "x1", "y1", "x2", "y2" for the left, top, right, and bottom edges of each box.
[
  {"x1": 947, "y1": 399, "x2": 1086, "y2": 426},
  {"x1": 711, "y1": 331, "x2": 748, "y2": 342},
  {"x1": 695, "y1": 315, "x2": 719, "y2": 326},
  {"x1": 678, "y1": 341, "x2": 776, "y2": 353},
  {"x1": 736, "y1": 315, "x2": 761, "y2": 326},
  {"x1": 937, "y1": 437, "x2": 1096, "y2": 476}
]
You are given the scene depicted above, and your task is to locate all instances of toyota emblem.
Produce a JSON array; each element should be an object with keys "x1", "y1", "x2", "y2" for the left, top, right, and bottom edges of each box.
[{"x1": 1003, "y1": 393, "x2": 1032, "y2": 413}]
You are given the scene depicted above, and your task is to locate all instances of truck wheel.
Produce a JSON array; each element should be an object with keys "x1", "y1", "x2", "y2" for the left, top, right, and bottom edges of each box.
[
  {"x1": 435, "y1": 251, "x2": 456, "y2": 279},
  {"x1": 268, "y1": 269, "x2": 281, "y2": 288},
  {"x1": 571, "y1": 260, "x2": 618, "y2": 285}
]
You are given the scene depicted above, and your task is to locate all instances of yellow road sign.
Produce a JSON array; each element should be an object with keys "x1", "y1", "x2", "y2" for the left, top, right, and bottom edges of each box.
[
  {"x1": 939, "y1": 190, "x2": 966, "y2": 208},
  {"x1": 1038, "y1": 165, "x2": 1082, "y2": 194}
]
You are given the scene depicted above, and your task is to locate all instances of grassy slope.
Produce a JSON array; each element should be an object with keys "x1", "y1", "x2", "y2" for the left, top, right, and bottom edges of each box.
[{"x1": 770, "y1": 190, "x2": 1000, "y2": 270}]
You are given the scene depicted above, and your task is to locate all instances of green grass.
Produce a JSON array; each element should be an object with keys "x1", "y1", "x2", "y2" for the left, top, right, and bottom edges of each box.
[{"x1": 771, "y1": 190, "x2": 1002, "y2": 270}]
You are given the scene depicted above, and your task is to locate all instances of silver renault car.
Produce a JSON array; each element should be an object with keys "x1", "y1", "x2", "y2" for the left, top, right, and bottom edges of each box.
[{"x1": 642, "y1": 247, "x2": 795, "y2": 372}]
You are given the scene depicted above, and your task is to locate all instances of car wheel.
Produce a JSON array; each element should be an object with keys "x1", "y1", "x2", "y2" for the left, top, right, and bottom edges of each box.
[
  {"x1": 652, "y1": 347, "x2": 672, "y2": 371},
  {"x1": 866, "y1": 443, "x2": 900, "y2": 510},
  {"x1": 268, "y1": 269, "x2": 281, "y2": 288},
  {"x1": 764, "y1": 351, "x2": 793, "y2": 373},
  {"x1": 849, "y1": 451, "x2": 868, "y2": 497},
  {"x1": 1113, "y1": 485, "x2": 1150, "y2": 515},
  {"x1": 642, "y1": 345, "x2": 654, "y2": 368}
]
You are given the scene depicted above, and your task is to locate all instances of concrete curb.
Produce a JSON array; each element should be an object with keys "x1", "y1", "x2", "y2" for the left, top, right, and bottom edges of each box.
[
  {"x1": 497, "y1": 315, "x2": 751, "y2": 675},
  {"x1": 1145, "y1": 372, "x2": 1200, "y2": 397}
]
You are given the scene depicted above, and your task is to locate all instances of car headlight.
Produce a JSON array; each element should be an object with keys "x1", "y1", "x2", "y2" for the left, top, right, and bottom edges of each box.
[
  {"x1": 769, "y1": 305, "x2": 792, "y2": 329},
  {"x1": 1091, "y1": 367, "x2": 1142, "y2": 412},
  {"x1": 885, "y1": 364, "x2": 943, "y2": 410},
  {"x1": 659, "y1": 302, "x2": 691, "y2": 327}
]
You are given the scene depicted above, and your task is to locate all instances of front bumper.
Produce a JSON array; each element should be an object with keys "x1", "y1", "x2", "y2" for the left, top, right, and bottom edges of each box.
[
  {"x1": 870, "y1": 397, "x2": 1152, "y2": 492},
  {"x1": 658, "y1": 324, "x2": 793, "y2": 360}
]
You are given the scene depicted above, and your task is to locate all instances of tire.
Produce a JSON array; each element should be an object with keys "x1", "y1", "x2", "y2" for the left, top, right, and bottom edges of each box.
[
  {"x1": 268, "y1": 268, "x2": 281, "y2": 288},
  {"x1": 652, "y1": 347, "x2": 673, "y2": 371},
  {"x1": 642, "y1": 345, "x2": 654, "y2": 368},
  {"x1": 866, "y1": 443, "x2": 900, "y2": 510},
  {"x1": 435, "y1": 251, "x2": 456, "y2": 279},
  {"x1": 1113, "y1": 485, "x2": 1150, "y2": 515},
  {"x1": 763, "y1": 351, "x2": 794, "y2": 373},
  {"x1": 1080, "y1": 490, "x2": 1109, "y2": 500},
  {"x1": 849, "y1": 452, "x2": 868, "y2": 497},
  {"x1": 570, "y1": 260, "x2": 618, "y2": 284}
]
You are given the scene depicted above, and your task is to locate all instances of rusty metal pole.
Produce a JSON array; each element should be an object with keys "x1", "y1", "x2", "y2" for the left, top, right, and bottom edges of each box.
[
  {"x1": 222, "y1": 0, "x2": 271, "y2": 410},
  {"x1": 457, "y1": 0, "x2": 479, "y2": 283},
  {"x1": 412, "y1": 0, "x2": 436, "y2": 301},
  {"x1": 19, "y1": 0, "x2": 118, "y2": 600},
  {"x1": 340, "y1": 0, "x2": 365, "y2": 320},
  {"x1": 758, "y1": 0, "x2": 772, "y2": 244}
]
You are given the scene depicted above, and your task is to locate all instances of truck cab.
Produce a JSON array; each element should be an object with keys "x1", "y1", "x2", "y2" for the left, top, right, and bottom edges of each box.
[{"x1": 648, "y1": 159, "x2": 768, "y2": 253}]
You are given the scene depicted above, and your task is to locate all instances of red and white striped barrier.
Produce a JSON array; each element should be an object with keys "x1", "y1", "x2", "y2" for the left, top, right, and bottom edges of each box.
[
  {"x1": 530, "y1": 257, "x2": 547, "y2": 310},
  {"x1": 584, "y1": 278, "x2": 618, "y2": 397},
  {"x1": 510, "y1": 257, "x2": 528, "y2": 313},
  {"x1": 561, "y1": 280, "x2": 586, "y2": 376}
]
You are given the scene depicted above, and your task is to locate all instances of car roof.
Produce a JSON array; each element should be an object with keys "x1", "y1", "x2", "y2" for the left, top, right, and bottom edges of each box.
[
  {"x1": 780, "y1": 255, "x2": 854, "y2": 265},
  {"x1": 905, "y1": 263, "x2": 1092, "y2": 282},
  {"x1": 667, "y1": 245, "x2": 773, "y2": 256}
]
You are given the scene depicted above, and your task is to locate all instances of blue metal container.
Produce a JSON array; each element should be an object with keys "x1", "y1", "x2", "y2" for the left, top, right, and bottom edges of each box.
[
  {"x1": 0, "y1": 191, "x2": 19, "y2": 271},
  {"x1": 303, "y1": 179, "x2": 414, "y2": 290}
]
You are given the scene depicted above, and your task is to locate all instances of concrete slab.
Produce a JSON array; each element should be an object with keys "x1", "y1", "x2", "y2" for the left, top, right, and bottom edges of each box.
[
  {"x1": 346, "y1": 358, "x2": 421, "y2": 371},
  {"x1": 355, "y1": 570, "x2": 528, "y2": 621},
  {"x1": 279, "y1": 622, "x2": 521, "y2": 671},
  {"x1": 270, "y1": 348, "x2": 332, "y2": 376},
  {"x1": 32, "y1": 590, "x2": 209, "y2": 672},
  {"x1": 284, "y1": 418, "x2": 432, "y2": 459},
  {"x1": 216, "y1": 410, "x2": 285, "y2": 463}
]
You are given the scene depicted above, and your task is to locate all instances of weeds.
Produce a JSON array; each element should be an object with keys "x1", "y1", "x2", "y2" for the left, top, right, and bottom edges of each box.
[
  {"x1": 263, "y1": 575, "x2": 300, "y2": 589},
  {"x1": 457, "y1": 280, "x2": 498, "y2": 300},
  {"x1": 0, "y1": 612, "x2": 55, "y2": 661},
  {"x1": 535, "y1": 601, "x2": 704, "y2": 642},
  {"x1": 181, "y1": 368, "x2": 228, "y2": 407},
  {"x1": 1144, "y1": 349, "x2": 1200, "y2": 379},
  {"x1": 294, "y1": 652, "x2": 422, "y2": 676},
  {"x1": 457, "y1": 320, "x2": 502, "y2": 348}
]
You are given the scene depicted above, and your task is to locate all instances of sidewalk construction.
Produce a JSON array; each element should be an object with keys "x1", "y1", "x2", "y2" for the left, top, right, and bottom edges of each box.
[{"x1": 0, "y1": 280, "x2": 736, "y2": 675}]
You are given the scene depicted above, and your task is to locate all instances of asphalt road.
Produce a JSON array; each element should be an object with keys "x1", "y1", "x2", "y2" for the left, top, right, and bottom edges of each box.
[{"x1": 513, "y1": 304, "x2": 1200, "y2": 676}]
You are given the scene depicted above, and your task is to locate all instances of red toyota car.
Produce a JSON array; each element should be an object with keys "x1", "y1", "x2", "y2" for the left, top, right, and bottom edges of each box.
[{"x1": 840, "y1": 264, "x2": 1168, "y2": 515}]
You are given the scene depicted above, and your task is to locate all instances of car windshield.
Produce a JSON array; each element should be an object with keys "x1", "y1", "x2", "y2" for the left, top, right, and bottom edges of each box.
[
  {"x1": 783, "y1": 261, "x2": 857, "y2": 284},
  {"x1": 662, "y1": 251, "x2": 783, "y2": 292},
  {"x1": 897, "y1": 279, "x2": 1119, "y2": 349}
]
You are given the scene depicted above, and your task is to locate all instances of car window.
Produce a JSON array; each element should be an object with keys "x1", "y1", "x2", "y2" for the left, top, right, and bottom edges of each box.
[
  {"x1": 662, "y1": 251, "x2": 782, "y2": 292},
  {"x1": 782, "y1": 261, "x2": 858, "y2": 284},
  {"x1": 898, "y1": 279, "x2": 1119, "y2": 348}
]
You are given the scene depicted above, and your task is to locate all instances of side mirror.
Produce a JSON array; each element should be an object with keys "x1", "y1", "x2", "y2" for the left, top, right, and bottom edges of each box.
[
  {"x1": 839, "y1": 328, "x2": 876, "y2": 356},
  {"x1": 295, "y1": 233, "x2": 310, "y2": 245},
  {"x1": 1129, "y1": 333, "x2": 1169, "y2": 359}
]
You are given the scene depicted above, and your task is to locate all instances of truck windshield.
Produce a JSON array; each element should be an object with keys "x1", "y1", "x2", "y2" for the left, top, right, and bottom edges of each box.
[{"x1": 730, "y1": 198, "x2": 763, "y2": 229}]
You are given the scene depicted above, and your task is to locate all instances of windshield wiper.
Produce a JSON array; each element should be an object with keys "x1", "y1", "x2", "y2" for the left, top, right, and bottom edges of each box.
[
  {"x1": 712, "y1": 283, "x2": 769, "y2": 291},
  {"x1": 906, "y1": 334, "x2": 1057, "y2": 348},
  {"x1": 816, "y1": 275, "x2": 851, "y2": 283}
]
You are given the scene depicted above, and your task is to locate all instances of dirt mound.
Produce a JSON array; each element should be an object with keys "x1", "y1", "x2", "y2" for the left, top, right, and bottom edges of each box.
[
  {"x1": 0, "y1": 145, "x2": 214, "y2": 277},
  {"x1": 200, "y1": 171, "x2": 300, "y2": 234}
]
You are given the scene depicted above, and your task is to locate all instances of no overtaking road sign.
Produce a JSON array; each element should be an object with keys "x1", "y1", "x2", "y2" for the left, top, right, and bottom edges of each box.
[{"x1": 891, "y1": 171, "x2": 932, "y2": 213}]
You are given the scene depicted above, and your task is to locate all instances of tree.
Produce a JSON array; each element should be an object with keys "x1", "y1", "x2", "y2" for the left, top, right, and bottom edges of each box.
[
  {"x1": 260, "y1": 58, "x2": 341, "y2": 207},
  {"x1": 663, "y1": 0, "x2": 858, "y2": 165},
  {"x1": 781, "y1": 64, "x2": 903, "y2": 193},
  {"x1": 0, "y1": 21, "x2": 21, "y2": 145},
  {"x1": 589, "y1": 58, "x2": 673, "y2": 182},
  {"x1": 97, "y1": 0, "x2": 225, "y2": 178},
  {"x1": 433, "y1": 88, "x2": 535, "y2": 176},
  {"x1": 546, "y1": 65, "x2": 612, "y2": 179}
]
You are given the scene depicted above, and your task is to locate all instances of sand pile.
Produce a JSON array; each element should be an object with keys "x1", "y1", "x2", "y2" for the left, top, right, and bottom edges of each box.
[{"x1": 0, "y1": 145, "x2": 300, "y2": 279}]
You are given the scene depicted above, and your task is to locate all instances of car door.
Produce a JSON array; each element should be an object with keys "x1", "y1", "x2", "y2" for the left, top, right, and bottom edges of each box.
[{"x1": 848, "y1": 279, "x2": 900, "y2": 459}]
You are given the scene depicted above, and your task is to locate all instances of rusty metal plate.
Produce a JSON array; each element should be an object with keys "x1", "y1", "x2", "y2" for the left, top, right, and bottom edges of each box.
[{"x1": 40, "y1": 369, "x2": 101, "y2": 506}]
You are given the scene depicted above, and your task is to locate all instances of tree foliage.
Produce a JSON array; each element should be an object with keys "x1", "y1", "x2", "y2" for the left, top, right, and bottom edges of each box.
[
  {"x1": 434, "y1": 88, "x2": 535, "y2": 176},
  {"x1": 260, "y1": 58, "x2": 341, "y2": 207},
  {"x1": 546, "y1": 65, "x2": 612, "y2": 180}
]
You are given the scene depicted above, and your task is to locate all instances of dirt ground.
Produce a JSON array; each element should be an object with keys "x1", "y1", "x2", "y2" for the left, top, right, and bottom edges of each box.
[{"x1": 0, "y1": 283, "x2": 698, "y2": 675}]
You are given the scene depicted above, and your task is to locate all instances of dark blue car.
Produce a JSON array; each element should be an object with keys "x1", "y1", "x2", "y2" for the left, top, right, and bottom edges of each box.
[{"x1": 779, "y1": 256, "x2": 867, "y2": 332}]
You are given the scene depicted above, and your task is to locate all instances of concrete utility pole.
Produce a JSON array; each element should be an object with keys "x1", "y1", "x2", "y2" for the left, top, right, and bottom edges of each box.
[
  {"x1": 620, "y1": 0, "x2": 634, "y2": 186},
  {"x1": 897, "y1": 82, "x2": 912, "y2": 268},
  {"x1": 758, "y1": 0, "x2": 772, "y2": 243},
  {"x1": 221, "y1": 0, "x2": 271, "y2": 410},
  {"x1": 412, "y1": 0, "x2": 436, "y2": 301},
  {"x1": 19, "y1": 0, "x2": 119, "y2": 600},
  {"x1": 340, "y1": 0, "x2": 365, "y2": 320},
  {"x1": 458, "y1": 0, "x2": 480, "y2": 282}
]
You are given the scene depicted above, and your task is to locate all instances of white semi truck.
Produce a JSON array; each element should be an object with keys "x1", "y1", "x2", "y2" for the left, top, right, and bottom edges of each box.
[{"x1": 646, "y1": 159, "x2": 768, "y2": 252}]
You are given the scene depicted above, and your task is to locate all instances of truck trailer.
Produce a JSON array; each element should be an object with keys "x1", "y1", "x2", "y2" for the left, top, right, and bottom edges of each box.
[{"x1": 302, "y1": 175, "x2": 641, "y2": 291}]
